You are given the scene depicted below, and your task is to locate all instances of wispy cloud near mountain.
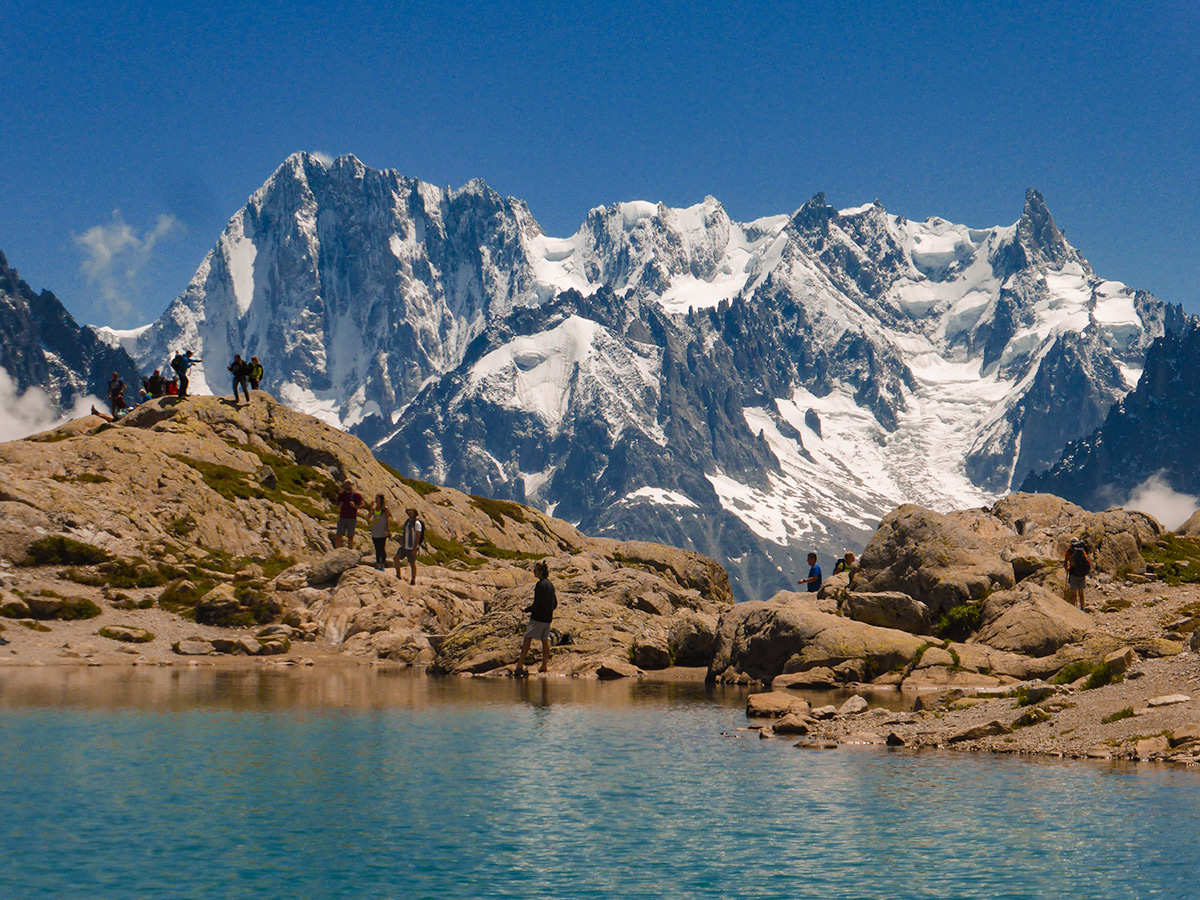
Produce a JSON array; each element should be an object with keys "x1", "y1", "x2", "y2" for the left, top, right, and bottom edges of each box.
[{"x1": 75, "y1": 211, "x2": 182, "y2": 319}]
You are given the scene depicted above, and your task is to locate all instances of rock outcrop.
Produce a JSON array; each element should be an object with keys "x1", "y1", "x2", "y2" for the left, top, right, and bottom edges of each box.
[{"x1": 0, "y1": 395, "x2": 732, "y2": 675}]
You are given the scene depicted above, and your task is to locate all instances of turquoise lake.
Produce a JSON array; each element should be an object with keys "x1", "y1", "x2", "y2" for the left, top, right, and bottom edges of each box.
[{"x1": 1, "y1": 667, "x2": 1198, "y2": 899}]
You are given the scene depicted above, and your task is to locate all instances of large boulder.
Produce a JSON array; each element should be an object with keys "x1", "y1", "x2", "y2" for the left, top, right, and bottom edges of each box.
[
  {"x1": 854, "y1": 505, "x2": 1015, "y2": 613},
  {"x1": 842, "y1": 591, "x2": 931, "y2": 634},
  {"x1": 974, "y1": 583, "x2": 1093, "y2": 657},
  {"x1": 666, "y1": 609, "x2": 718, "y2": 666},
  {"x1": 307, "y1": 549, "x2": 363, "y2": 585},
  {"x1": 990, "y1": 494, "x2": 1154, "y2": 578},
  {"x1": 708, "y1": 594, "x2": 927, "y2": 684}
]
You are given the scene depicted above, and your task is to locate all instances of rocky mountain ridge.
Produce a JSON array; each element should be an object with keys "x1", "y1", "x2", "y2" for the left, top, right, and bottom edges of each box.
[{"x1": 88, "y1": 154, "x2": 1188, "y2": 600}]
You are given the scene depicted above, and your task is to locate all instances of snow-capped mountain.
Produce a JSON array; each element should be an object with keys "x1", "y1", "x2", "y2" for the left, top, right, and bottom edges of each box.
[
  {"x1": 0, "y1": 249, "x2": 140, "y2": 414},
  {"x1": 122, "y1": 153, "x2": 1184, "y2": 600}
]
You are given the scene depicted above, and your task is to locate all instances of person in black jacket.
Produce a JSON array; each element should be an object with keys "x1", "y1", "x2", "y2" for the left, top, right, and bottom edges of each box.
[
  {"x1": 514, "y1": 561, "x2": 556, "y2": 675},
  {"x1": 228, "y1": 354, "x2": 252, "y2": 403}
]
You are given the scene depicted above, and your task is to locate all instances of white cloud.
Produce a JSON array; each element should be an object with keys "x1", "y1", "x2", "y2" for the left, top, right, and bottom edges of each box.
[
  {"x1": 0, "y1": 367, "x2": 104, "y2": 442},
  {"x1": 74, "y1": 211, "x2": 182, "y2": 319},
  {"x1": 1123, "y1": 473, "x2": 1200, "y2": 531},
  {"x1": 310, "y1": 151, "x2": 334, "y2": 166}
]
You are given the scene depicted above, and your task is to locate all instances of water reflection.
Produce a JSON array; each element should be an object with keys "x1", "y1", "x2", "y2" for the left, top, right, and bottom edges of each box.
[{"x1": 0, "y1": 665, "x2": 761, "y2": 712}]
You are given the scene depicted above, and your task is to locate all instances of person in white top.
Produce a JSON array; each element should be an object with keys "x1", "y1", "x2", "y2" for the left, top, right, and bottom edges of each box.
[{"x1": 394, "y1": 507, "x2": 425, "y2": 585}]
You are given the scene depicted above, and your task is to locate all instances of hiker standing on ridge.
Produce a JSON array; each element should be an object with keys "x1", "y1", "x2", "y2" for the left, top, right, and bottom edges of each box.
[
  {"x1": 798, "y1": 552, "x2": 822, "y2": 592},
  {"x1": 249, "y1": 356, "x2": 264, "y2": 392},
  {"x1": 171, "y1": 350, "x2": 199, "y2": 398},
  {"x1": 514, "y1": 561, "x2": 557, "y2": 676},
  {"x1": 228, "y1": 353, "x2": 252, "y2": 404},
  {"x1": 395, "y1": 507, "x2": 425, "y2": 585},
  {"x1": 334, "y1": 480, "x2": 364, "y2": 549},
  {"x1": 1064, "y1": 539, "x2": 1091, "y2": 610}
]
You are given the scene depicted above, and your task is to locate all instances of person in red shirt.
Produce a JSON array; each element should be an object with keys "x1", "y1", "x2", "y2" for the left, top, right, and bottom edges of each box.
[{"x1": 334, "y1": 479, "x2": 364, "y2": 549}]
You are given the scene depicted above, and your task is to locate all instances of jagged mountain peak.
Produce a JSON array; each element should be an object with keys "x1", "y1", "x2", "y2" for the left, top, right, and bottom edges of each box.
[{"x1": 1015, "y1": 187, "x2": 1083, "y2": 270}]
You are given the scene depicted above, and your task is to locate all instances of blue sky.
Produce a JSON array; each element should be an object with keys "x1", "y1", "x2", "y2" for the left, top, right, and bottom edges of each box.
[{"x1": 3, "y1": 0, "x2": 1197, "y2": 328}]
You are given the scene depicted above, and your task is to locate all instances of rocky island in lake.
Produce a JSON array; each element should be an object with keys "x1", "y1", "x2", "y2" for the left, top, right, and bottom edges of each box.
[{"x1": 2, "y1": 395, "x2": 1199, "y2": 763}]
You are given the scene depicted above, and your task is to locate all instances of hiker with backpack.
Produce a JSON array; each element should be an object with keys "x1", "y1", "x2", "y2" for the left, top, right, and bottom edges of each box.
[
  {"x1": 144, "y1": 369, "x2": 166, "y2": 398},
  {"x1": 249, "y1": 356, "x2": 264, "y2": 391},
  {"x1": 395, "y1": 507, "x2": 426, "y2": 585},
  {"x1": 170, "y1": 350, "x2": 199, "y2": 398},
  {"x1": 228, "y1": 353, "x2": 252, "y2": 404},
  {"x1": 1064, "y1": 539, "x2": 1091, "y2": 610}
]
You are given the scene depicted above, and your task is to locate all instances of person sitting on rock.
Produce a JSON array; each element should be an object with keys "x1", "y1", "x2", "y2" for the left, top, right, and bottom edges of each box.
[
  {"x1": 394, "y1": 507, "x2": 425, "y2": 584},
  {"x1": 798, "y1": 552, "x2": 822, "y2": 592},
  {"x1": 166, "y1": 376, "x2": 179, "y2": 396},
  {"x1": 144, "y1": 369, "x2": 166, "y2": 398},
  {"x1": 515, "y1": 561, "x2": 556, "y2": 675},
  {"x1": 832, "y1": 551, "x2": 856, "y2": 576},
  {"x1": 334, "y1": 479, "x2": 364, "y2": 549}
]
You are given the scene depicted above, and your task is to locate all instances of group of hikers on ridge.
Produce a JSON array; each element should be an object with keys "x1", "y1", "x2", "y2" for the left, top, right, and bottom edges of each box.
[
  {"x1": 96, "y1": 349, "x2": 266, "y2": 420},
  {"x1": 328, "y1": 478, "x2": 557, "y2": 673},
  {"x1": 332, "y1": 479, "x2": 427, "y2": 584}
]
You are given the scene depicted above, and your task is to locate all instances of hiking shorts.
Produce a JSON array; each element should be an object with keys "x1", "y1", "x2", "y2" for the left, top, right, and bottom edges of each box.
[
  {"x1": 1068, "y1": 574, "x2": 1086, "y2": 591},
  {"x1": 336, "y1": 517, "x2": 357, "y2": 537},
  {"x1": 524, "y1": 620, "x2": 552, "y2": 641}
]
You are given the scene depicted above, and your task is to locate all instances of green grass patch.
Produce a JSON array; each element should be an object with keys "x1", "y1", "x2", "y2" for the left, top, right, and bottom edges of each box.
[
  {"x1": 167, "y1": 515, "x2": 197, "y2": 537},
  {"x1": 933, "y1": 603, "x2": 984, "y2": 641},
  {"x1": 1052, "y1": 660, "x2": 1096, "y2": 685},
  {"x1": 51, "y1": 472, "x2": 110, "y2": 484},
  {"x1": 420, "y1": 533, "x2": 484, "y2": 568},
  {"x1": 66, "y1": 557, "x2": 184, "y2": 589},
  {"x1": 21, "y1": 620, "x2": 52, "y2": 632},
  {"x1": 1083, "y1": 661, "x2": 1123, "y2": 690},
  {"x1": 1102, "y1": 707, "x2": 1135, "y2": 724},
  {"x1": 1101, "y1": 598, "x2": 1132, "y2": 612},
  {"x1": 469, "y1": 494, "x2": 528, "y2": 527},
  {"x1": 170, "y1": 453, "x2": 337, "y2": 521},
  {"x1": 379, "y1": 462, "x2": 441, "y2": 497},
  {"x1": 157, "y1": 578, "x2": 213, "y2": 616},
  {"x1": 1141, "y1": 534, "x2": 1200, "y2": 585},
  {"x1": 21, "y1": 536, "x2": 111, "y2": 567}
]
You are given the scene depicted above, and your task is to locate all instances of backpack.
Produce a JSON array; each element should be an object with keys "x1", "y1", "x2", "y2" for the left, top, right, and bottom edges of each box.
[
  {"x1": 1068, "y1": 542, "x2": 1091, "y2": 576},
  {"x1": 170, "y1": 353, "x2": 187, "y2": 375}
]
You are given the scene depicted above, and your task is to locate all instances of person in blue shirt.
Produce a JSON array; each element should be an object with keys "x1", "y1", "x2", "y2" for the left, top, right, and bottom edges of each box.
[{"x1": 798, "y1": 552, "x2": 822, "y2": 592}]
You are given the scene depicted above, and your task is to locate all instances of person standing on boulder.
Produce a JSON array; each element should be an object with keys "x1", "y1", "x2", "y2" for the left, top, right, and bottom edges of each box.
[
  {"x1": 515, "y1": 561, "x2": 556, "y2": 676},
  {"x1": 249, "y1": 356, "x2": 264, "y2": 392},
  {"x1": 334, "y1": 479, "x2": 364, "y2": 549},
  {"x1": 171, "y1": 350, "x2": 199, "y2": 398},
  {"x1": 369, "y1": 494, "x2": 392, "y2": 570},
  {"x1": 798, "y1": 552, "x2": 822, "y2": 592},
  {"x1": 395, "y1": 507, "x2": 425, "y2": 585},
  {"x1": 1064, "y1": 539, "x2": 1091, "y2": 610},
  {"x1": 228, "y1": 353, "x2": 252, "y2": 404}
]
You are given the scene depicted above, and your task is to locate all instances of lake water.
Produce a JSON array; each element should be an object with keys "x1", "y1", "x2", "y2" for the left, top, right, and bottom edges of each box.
[{"x1": 2, "y1": 667, "x2": 1198, "y2": 899}]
